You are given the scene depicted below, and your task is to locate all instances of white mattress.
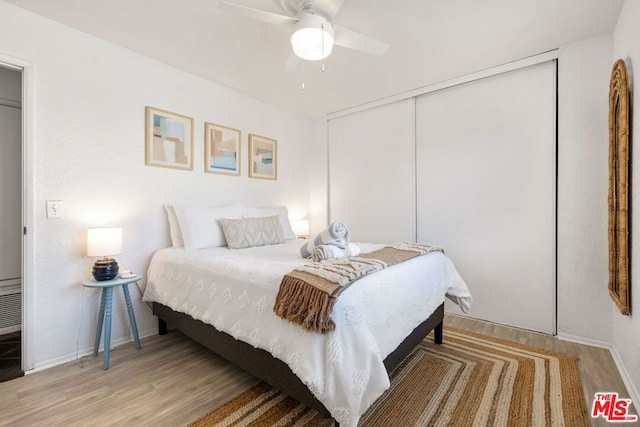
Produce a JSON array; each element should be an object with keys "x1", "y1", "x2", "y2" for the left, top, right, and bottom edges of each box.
[{"x1": 142, "y1": 240, "x2": 471, "y2": 426}]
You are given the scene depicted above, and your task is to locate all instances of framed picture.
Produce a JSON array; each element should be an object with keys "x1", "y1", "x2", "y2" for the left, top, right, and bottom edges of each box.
[
  {"x1": 145, "y1": 106, "x2": 194, "y2": 170},
  {"x1": 608, "y1": 59, "x2": 631, "y2": 316},
  {"x1": 248, "y1": 134, "x2": 277, "y2": 180},
  {"x1": 205, "y1": 122, "x2": 241, "y2": 175}
]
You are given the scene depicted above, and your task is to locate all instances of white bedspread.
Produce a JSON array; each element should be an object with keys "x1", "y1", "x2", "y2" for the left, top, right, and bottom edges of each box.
[{"x1": 142, "y1": 240, "x2": 471, "y2": 426}]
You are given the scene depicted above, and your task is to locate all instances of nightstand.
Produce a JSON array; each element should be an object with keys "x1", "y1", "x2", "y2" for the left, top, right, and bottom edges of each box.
[{"x1": 82, "y1": 274, "x2": 142, "y2": 369}]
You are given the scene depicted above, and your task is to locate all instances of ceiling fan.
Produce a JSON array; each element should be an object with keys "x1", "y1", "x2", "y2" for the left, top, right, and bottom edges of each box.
[{"x1": 218, "y1": 0, "x2": 389, "y2": 64}]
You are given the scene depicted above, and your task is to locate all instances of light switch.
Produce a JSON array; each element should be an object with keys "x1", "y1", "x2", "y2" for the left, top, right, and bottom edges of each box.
[{"x1": 46, "y1": 200, "x2": 63, "y2": 218}]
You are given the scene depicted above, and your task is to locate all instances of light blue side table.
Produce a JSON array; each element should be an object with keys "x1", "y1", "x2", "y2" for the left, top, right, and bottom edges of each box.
[{"x1": 82, "y1": 274, "x2": 143, "y2": 369}]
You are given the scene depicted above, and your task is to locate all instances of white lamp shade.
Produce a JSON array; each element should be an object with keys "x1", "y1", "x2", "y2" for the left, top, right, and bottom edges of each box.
[
  {"x1": 87, "y1": 227, "x2": 122, "y2": 257},
  {"x1": 290, "y1": 15, "x2": 334, "y2": 61},
  {"x1": 291, "y1": 219, "x2": 310, "y2": 238}
]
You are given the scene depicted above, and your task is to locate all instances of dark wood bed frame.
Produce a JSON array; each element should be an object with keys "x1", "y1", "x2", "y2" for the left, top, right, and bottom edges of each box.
[{"x1": 153, "y1": 301, "x2": 444, "y2": 422}]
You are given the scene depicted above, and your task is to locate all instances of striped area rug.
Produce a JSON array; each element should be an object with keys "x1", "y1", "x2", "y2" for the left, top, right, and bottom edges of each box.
[{"x1": 188, "y1": 327, "x2": 590, "y2": 426}]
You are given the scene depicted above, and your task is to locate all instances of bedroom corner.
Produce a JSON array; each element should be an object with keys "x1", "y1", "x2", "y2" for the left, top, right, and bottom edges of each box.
[{"x1": 0, "y1": 0, "x2": 314, "y2": 371}]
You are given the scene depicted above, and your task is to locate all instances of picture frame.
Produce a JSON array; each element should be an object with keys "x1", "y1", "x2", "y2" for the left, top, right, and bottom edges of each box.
[
  {"x1": 145, "y1": 106, "x2": 194, "y2": 170},
  {"x1": 205, "y1": 122, "x2": 241, "y2": 175},
  {"x1": 248, "y1": 134, "x2": 277, "y2": 180}
]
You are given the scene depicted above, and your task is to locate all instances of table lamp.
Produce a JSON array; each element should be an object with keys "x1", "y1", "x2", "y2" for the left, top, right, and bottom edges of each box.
[
  {"x1": 87, "y1": 227, "x2": 122, "y2": 281},
  {"x1": 291, "y1": 219, "x2": 310, "y2": 239}
]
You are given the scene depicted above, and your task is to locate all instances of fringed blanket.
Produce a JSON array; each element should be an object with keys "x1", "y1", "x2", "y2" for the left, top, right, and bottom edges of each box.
[{"x1": 273, "y1": 242, "x2": 444, "y2": 333}]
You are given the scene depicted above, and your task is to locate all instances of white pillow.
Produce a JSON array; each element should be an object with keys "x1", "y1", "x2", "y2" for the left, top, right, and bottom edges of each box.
[
  {"x1": 164, "y1": 205, "x2": 184, "y2": 247},
  {"x1": 241, "y1": 205, "x2": 295, "y2": 240},
  {"x1": 219, "y1": 215, "x2": 284, "y2": 249},
  {"x1": 174, "y1": 204, "x2": 243, "y2": 249}
]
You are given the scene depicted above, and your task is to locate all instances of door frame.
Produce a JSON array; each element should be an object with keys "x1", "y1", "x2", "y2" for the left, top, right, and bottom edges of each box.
[{"x1": 0, "y1": 54, "x2": 34, "y2": 371}]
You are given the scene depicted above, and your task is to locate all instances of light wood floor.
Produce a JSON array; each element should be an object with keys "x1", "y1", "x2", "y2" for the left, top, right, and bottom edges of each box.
[
  {"x1": 0, "y1": 315, "x2": 634, "y2": 426},
  {"x1": 445, "y1": 315, "x2": 637, "y2": 426}
]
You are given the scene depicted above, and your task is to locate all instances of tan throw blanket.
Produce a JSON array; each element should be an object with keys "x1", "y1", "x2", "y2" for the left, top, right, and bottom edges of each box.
[{"x1": 273, "y1": 242, "x2": 444, "y2": 333}]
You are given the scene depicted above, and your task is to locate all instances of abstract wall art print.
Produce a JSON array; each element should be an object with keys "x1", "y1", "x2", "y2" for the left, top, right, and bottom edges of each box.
[
  {"x1": 248, "y1": 134, "x2": 277, "y2": 180},
  {"x1": 145, "y1": 106, "x2": 194, "y2": 171},
  {"x1": 205, "y1": 122, "x2": 241, "y2": 175}
]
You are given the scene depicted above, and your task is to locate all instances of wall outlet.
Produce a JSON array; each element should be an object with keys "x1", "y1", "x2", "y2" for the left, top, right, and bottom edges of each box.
[{"x1": 46, "y1": 200, "x2": 63, "y2": 218}]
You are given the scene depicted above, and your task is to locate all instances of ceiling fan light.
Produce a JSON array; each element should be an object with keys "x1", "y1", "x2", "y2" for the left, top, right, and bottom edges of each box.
[{"x1": 290, "y1": 23, "x2": 334, "y2": 61}]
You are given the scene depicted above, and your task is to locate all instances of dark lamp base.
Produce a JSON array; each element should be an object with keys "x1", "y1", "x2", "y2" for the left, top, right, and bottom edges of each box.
[{"x1": 92, "y1": 257, "x2": 119, "y2": 281}]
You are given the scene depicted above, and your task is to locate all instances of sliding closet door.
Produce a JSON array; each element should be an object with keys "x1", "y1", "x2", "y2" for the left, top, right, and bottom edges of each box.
[
  {"x1": 416, "y1": 61, "x2": 556, "y2": 334},
  {"x1": 329, "y1": 99, "x2": 414, "y2": 243}
]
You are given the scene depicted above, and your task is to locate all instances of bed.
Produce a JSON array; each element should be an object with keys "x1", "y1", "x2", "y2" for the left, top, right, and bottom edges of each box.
[{"x1": 143, "y1": 237, "x2": 471, "y2": 426}]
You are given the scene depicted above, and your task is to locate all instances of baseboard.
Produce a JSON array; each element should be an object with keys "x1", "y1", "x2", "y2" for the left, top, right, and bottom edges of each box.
[
  {"x1": 609, "y1": 345, "x2": 640, "y2": 409},
  {"x1": 556, "y1": 333, "x2": 611, "y2": 349},
  {"x1": 558, "y1": 333, "x2": 640, "y2": 409},
  {"x1": 26, "y1": 327, "x2": 158, "y2": 374}
]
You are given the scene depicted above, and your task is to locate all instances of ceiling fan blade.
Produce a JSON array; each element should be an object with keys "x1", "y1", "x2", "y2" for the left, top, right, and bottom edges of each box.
[
  {"x1": 219, "y1": 0, "x2": 297, "y2": 25},
  {"x1": 333, "y1": 24, "x2": 389, "y2": 56},
  {"x1": 284, "y1": 51, "x2": 302, "y2": 72}
]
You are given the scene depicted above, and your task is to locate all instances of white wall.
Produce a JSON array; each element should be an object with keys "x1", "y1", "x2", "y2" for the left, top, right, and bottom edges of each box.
[
  {"x1": 612, "y1": 0, "x2": 640, "y2": 405},
  {"x1": 557, "y1": 36, "x2": 612, "y2": 344},
  {"x1": 0, "y1": 0, "x2": 312, "y2": 370}
]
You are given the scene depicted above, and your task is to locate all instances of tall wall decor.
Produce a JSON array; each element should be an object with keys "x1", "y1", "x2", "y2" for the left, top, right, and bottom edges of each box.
[{"x1": 608, "y1": 59, "x2": 631, "y2": 316}]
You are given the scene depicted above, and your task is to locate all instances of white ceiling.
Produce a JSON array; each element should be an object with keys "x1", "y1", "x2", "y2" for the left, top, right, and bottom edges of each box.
[{"x1": 5, "y1": 0, "x2": 624, "y2": 117}]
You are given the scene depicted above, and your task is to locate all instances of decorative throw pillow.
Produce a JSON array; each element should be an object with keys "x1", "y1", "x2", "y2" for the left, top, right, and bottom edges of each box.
[
  {"x1": 241, "y1": 206, "x2": 296, "y2": 240},
  {"x1": 219, "y1": 215, "x2": 285, "y2": 249}
]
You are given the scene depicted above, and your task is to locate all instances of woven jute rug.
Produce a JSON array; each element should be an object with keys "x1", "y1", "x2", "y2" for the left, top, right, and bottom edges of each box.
[{"x1": 188, "y1": 327, "x2": 590, "y2": 426}]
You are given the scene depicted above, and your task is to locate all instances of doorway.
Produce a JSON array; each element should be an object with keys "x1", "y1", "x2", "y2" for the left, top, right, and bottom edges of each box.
[{"x1": 0, "y1": 64, "x2": 23, "y2": 381}]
